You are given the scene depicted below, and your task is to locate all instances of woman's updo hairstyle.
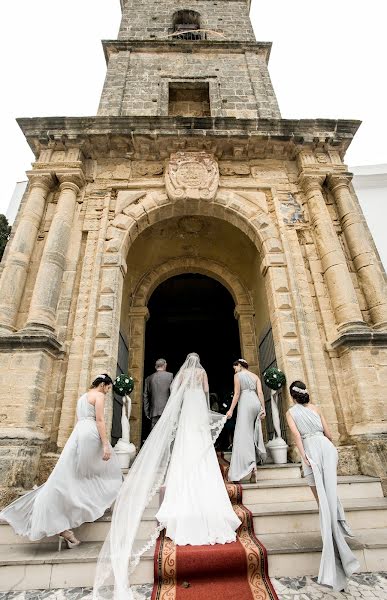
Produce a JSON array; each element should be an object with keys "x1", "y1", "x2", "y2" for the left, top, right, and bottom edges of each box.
[
  {"x1": 91, "y1": 373, "x2": 113, "y2": 388},
  {"x1": 289, "y1": 380, "x2": 310, "y2": 404},
  {"x1": 233, "y1": 358, "x2": 249, "y2": 369}
]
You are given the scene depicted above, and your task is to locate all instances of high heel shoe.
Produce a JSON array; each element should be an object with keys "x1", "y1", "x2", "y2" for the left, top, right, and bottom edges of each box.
[
  {"x1": 58, "y1": 530, "x2": 81, "y2": 551},
  {"x1": 250, "y1": 468, "x2": 258, "y2": 483}
]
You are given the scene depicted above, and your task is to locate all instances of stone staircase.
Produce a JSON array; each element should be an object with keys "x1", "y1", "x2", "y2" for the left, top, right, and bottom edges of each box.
[{"x1": 1, "y1": 463, "x2": 387, "y2": 591}]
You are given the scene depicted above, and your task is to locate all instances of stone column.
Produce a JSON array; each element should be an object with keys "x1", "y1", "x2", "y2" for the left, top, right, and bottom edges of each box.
[
  {"x1": 300, "y1": 173, "x2": 365, "y2": 332},
  {"x1": 24, "y1": 172, "x2": 84, "y2": 332},
  {"x1": 0, "y1": 172, "x2": 55, "y2": 333},
  {"x1": 328, "y1": 173, "x2": 387, "y2": 329}
]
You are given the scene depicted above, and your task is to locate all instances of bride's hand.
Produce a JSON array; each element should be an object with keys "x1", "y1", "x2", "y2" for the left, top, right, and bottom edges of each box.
[
  {"x1": 226, "y1": 410, "x2": 233, "y2": 419},
  {"x1": 259, "y1": 409, "x2": 266, "y2": 420}
]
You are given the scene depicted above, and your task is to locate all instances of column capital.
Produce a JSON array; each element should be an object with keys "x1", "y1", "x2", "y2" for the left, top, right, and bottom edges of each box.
[
  {"x1": 327, "y1": 172, "x2": 353, "y2": 193},
  {"x1": 234, "y1": 304, "x2": 255, "y2": 319},
  {"x1": 128, "y1": 307, "x2": 150, "y2": 321},
  {"x1": 26, "y1": 171, "x2": 56, "y2": 192},
  {"x1": 56, "y1": 169, "x2": 86, "y2": 191},
  {"x1": 299, "y1": 172, "x2": 326, "y2": 194}
]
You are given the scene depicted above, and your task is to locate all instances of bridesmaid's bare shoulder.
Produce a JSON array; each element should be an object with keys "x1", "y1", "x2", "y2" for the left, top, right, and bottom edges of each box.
[{"x1": 87, "y1": 389, "x2": 104, "y2": 405}]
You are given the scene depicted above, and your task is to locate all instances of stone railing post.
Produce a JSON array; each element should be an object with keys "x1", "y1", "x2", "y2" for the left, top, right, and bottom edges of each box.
[
  {"x1": 328, "y1": 173, "x2": 387, "y2": 329},
  {"x1": 24, "y1": 171, "x2": 85, "y2": 333},
  {"x1": 299, "y1": 173, "x2": 365, "y2": 332},
  {"x1": 0, "y1": 172, "x2": 55, "y2": 334}
]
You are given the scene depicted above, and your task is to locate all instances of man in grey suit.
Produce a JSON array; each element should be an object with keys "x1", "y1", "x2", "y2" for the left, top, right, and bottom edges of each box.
[{"x1": 143, "y1": 358, "x2": 173, "y2": 429}]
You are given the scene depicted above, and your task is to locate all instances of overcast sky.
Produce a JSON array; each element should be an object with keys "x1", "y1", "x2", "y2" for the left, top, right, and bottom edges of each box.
[{"x1": 1, "y1": 0, "x2": 386, "y2": 216}]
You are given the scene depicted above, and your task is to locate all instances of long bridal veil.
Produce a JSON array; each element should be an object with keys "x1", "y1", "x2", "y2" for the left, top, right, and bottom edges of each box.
[{"x1": 93, "y1": 353, "x2": 226, "y2": 600}]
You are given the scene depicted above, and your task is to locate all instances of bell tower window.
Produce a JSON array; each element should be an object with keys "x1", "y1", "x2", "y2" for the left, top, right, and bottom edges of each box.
[
  {"x1": 172, "y1": 10, "x2": 203, "y2": 40},
  {"x1": 168, "y1": 82, "x2": 210, "y2": 117}
]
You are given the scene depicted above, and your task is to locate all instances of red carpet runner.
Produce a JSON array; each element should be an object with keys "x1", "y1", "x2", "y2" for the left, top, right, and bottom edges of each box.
[{"x1": 151, "y1": 455, "x2": 279, "y2": 600}]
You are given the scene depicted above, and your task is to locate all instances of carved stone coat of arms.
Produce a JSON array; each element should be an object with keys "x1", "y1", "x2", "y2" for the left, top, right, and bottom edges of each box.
[{"x1": 165, "y1": 152, "x2": 219, "y2": 201}]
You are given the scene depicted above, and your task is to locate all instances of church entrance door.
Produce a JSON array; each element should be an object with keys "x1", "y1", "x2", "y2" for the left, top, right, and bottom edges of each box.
[{"x1": 142, "y1": 273, "x2": 241, "y2": 442}]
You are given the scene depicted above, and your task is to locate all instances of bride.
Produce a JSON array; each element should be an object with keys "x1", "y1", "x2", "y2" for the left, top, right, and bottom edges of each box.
[{"x1": 93, "y1": 353, "x2": 240, "y2": 600}]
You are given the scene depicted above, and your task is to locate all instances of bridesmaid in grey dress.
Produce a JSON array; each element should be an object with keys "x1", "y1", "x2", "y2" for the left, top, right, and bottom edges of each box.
[
  {"x1": 286, "y1": 380, "x2": 360, "y2": 591},
  {"x1": 226, "y1": 359, "x2": 266, "y2": 482},
  {"x1": 0, "y1": 374, "x2": 122, "y2": 550}
]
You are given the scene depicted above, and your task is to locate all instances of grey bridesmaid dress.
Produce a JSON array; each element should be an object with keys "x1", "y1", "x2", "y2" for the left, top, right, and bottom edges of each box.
[
  {"x1": 228, "y1": 371, "x2": 266, "y2": 481},
  {"x1": 0, "y1": 393, "x2": 122, "y2": 541},
  {"x1": 289, "y1": 403, "x2": 360, "y2": 591}
]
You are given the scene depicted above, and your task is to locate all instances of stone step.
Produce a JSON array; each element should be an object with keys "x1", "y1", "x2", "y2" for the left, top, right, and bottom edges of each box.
[
  {"x1": 252, "y1": 497, "x2": 387, "y2": 535},
  {"x1": 242, "y1": 475, "x2": 383, "y2": 506},
  {"x1": 2, "y1": 495, "x2": 386, "y2": 546},
  {"x1": 227, "y1": 459, "x2": 303, "y2": 481},
  {"x1": 1, "y1": 528, "x2": 386, "y2": 591},
  {"x1": 1, "y1": 476, "x2": 383, "y2": 545}
]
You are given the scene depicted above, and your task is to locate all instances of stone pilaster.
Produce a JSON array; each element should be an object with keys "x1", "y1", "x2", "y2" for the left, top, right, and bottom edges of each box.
[
  {"x1": 0, "y1": 172, "x2": 55, "y2": 334},
  {"x1": 299, "y1": 173, "x2": 366, "y2": 333},
  {"x1": 128, "y1": 307, "x2": 150, "y2": 449},
  {"x1": 328, "y1": 173, "x2": 387, "y2": 330},
  {"x1": 24, "y1": 171, "x2": 85, "y2": 333},
  {"x1": 234, "y1": 305, "x2": 259, "y2": 373}
]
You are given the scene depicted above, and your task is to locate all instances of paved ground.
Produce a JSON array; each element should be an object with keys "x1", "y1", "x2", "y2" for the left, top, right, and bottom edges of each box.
[{"x1": 0, "y1": 573, "x2": 386, "y2": 600}]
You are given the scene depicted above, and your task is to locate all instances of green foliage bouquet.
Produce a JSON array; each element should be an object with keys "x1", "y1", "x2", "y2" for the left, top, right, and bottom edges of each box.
[
  {"x1": 114, "y1": 374, "x2": 135, "y2": 396},
  {"x1": 263, "y1": 366, "x2": 286, "y2": 390}
]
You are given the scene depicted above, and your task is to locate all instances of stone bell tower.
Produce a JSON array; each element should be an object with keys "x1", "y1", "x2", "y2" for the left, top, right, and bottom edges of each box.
[
  {"x1": 98, "y1": 0, "x2": 281, "y2": 120},
  {"x1": 1, "y1": 0, "x2": 387, "y2": 505}
]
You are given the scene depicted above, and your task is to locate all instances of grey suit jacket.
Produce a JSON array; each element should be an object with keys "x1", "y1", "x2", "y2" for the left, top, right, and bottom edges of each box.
[{"x1": 143, "y1": 371, "x2": 173, "y2": 418}]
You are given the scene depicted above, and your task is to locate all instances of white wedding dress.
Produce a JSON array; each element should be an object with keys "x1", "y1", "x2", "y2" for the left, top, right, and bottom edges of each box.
[
  {"x1": 93, "y1": 353, "x2": 240, "y2": 600},
  {"x1": 156, "y1": 368, "x2": 240, "y2": 545}
]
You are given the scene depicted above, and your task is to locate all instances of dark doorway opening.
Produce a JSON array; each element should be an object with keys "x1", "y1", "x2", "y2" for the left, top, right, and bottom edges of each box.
[{"x1": 142, "y1": 273, "x2": 241, "y2": 442}]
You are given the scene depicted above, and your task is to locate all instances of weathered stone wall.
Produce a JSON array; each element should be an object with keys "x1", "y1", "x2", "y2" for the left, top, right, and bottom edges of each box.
[
  {"x1": 118, "y1": 0, "x2": 255, "y2": 41},
  {"x1": 98, "y1": 47, "x2": 280, "y2": 119}
]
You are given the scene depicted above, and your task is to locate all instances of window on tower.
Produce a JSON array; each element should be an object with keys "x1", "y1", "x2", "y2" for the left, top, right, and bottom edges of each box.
[
  {"x1": 172, "y1": 10, "x2": 204, "y2": 41},
  {"x1": 168, "y1": 82, "x2": 210, "y2": 117}
]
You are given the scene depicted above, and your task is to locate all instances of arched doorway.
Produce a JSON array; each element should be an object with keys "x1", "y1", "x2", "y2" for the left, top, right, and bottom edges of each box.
[{"x1": 142, "y1": 273, "x2": 241, "y2": 442}]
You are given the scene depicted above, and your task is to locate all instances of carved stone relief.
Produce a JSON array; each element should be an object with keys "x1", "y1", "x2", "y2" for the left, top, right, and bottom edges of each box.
[{"x1": 165, "y1": 152, "x2": 219, "y2": 201}]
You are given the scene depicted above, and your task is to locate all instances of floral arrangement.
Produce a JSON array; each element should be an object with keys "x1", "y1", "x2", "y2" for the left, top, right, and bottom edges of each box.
[
  {"x1": 114, "y1": 374, "x2": 135, "y2": 396},
  {"x1": 263, "y1": 366, "x2": 286, "y2": 390}
]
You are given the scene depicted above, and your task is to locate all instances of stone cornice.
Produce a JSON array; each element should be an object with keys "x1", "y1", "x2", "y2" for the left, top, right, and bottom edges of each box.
[
  {"x1": 328, "y1": 329, "x2": 387, "y2": 351},
  {"x1": 0, "y1": 333, "x2": 65, "y2": 358},
  {"x1": 102, "y1": 39, "x2": 273, "y2": 63},
  {"x1": 17, "y1": 116, "x2": 361, "y2": 161}
]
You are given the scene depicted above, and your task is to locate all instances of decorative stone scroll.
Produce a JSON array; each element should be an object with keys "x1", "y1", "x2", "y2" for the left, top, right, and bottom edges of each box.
[{"x1": 165, "y1": 151, "x2": 219, "y2": 201}]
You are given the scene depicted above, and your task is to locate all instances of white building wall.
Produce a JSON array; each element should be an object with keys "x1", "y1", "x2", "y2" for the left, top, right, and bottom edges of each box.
[{"x1": 351, "y1": 164, "x2": 387, "y2": 271}]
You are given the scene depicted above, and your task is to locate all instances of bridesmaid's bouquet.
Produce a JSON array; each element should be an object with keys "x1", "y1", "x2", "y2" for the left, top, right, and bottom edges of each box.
[
  {"x1": 263, "y1": 366, "x2": 286, "y2": 390},
  {"x1": 114, "y1": 373, "x2": 135, "y2": 396}
]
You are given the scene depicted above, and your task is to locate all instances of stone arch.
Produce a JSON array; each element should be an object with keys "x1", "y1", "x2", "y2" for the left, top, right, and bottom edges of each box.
[
  {"x1": 94, "y1": 188, "x2": 306, "y2": 448},
  {"x1": 126, "y1": 256, "x2": 260, "y2": 446},
  {"x1": 106, "y1": 189, "x2": 284, "y2": 265},
  {"x1": 131, "y1": 256, "x2": 253, "y2": 312}
]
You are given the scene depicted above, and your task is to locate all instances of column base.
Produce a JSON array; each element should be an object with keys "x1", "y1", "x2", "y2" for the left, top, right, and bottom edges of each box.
[
  {"x1": 353, "y1": 434, "x2": 387, "y2": 496},
  {"x1": 337, "y1": 320, "x2": 369, "y2": 333},
  {"x1": 0, "y1": 323, "x2": 16, "y2": 335},
  {"x1": 373, "y1": 320, "x2": 387, "y2": 332},
  {"x1": 23, "y1": 321, "x2": 56, "y2": 334},
  {"x1": 0, "y1": 331, "x2": 63, "y2": 356},
  {"x1": 0, "y1": 431, "x2": 47, "y2": 509}
]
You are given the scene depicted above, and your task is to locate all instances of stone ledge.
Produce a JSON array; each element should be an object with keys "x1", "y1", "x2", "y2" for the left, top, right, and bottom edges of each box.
[
  {"x1": 102, "y1": 39, "x2": 273, "y2": 63},
  {"x1": 329, "y1": 329, "x2": 387, "y2": 350},
  {"x1": 17, "y1": 116, "x2": 361, "y2": 160},
  {"x1": 0, "y1": 332, "x2": 64, "y2": 357}
]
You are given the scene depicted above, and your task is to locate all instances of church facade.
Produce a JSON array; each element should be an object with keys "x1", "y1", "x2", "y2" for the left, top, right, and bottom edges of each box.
[{"x1": 0, "y1": 0, "x2": 387, "y2": 505}]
